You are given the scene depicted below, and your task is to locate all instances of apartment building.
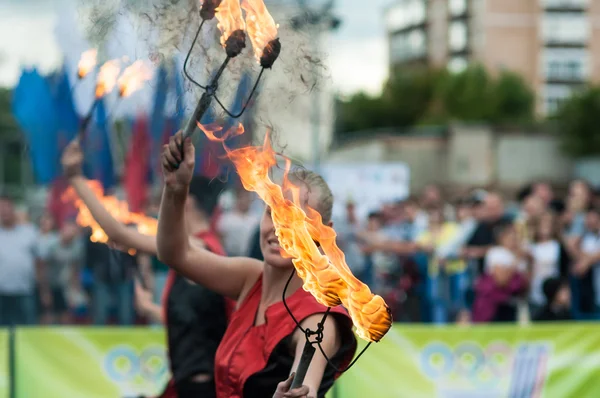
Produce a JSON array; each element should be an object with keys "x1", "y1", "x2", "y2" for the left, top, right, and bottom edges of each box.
[{"x1": 385, "y1": 0, "x2": 600, "y2": 114}]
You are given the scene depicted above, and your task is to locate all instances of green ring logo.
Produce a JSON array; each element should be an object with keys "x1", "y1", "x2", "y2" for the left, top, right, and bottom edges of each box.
[{"x1": 104, "y1": 345, "x2": 168, "y2": 383}]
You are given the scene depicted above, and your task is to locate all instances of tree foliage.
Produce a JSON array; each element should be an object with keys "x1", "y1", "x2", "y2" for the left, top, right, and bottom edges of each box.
[
  {"x1": 555, "y1": 86, "x2": 600, "y2": 157},
  {"x1": 335, "y1": 64, "x2": 535, "y2": 135}
]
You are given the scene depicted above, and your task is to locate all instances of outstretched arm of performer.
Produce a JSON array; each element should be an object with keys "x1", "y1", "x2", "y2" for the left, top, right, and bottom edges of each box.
[
  {"x1": 62, "y1": 140, "x2": 157, "y2": 254},
  {"x1": 274, "y1": 314, "x2": 342, "y2": 398},
  {"x1": 157, "y1": 132, "x2": 262, "y2": 300}
]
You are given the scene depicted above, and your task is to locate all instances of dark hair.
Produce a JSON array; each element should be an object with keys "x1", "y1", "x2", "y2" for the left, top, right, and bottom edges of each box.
[
  {"x1": 368, "y1": 211, "x2": 383, "y2": 220},
  {"x1": 492, "y1": 221, "x2": 515, "y2": 243},
  {"x1": 188, "y1": 176, "x2": 225, "y2": 216}
]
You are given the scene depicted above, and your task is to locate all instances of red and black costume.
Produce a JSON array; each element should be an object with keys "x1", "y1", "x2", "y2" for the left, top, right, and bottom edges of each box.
[
  {"x1": 158, "y1": 230, "x2": 230, "y2": 398},
  {"x1": 155, "y1": 175, "x2": 235, "y2": 398},
  {"x1": 214, "y1": 276, "x2": 357, "y2": 398}
]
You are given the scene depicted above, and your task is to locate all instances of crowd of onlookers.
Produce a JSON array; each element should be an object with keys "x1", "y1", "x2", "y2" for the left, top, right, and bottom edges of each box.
[
  {"x1": 335, "y1": 180, "x2": 600, "y2": 324},
  {"x1": 0, "y1": 178, "x2": 599, "y2": 327}
]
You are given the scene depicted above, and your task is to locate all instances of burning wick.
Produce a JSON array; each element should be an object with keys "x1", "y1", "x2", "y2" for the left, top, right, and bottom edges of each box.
[
  {"x1": 79, "y1": 59, "x2": 121, "y2": 138},
  {"x1": 78, "y1": 49, "x2": 98, "y2": 80},
  {"x1": 178, "y1": 0, "x2": 282, "y2": 156},
  {"x1": 117, "y1": 60, "x2": 153, "y2": 98}
]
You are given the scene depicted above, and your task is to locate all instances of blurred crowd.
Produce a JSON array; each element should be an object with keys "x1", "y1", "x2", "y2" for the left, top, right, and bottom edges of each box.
[
  {"x1": 1, "y1": 178, "x2": 600, "y2": 327},
  {"x1": 335, "y1": 179, "x2": 600, "y2": 324}
]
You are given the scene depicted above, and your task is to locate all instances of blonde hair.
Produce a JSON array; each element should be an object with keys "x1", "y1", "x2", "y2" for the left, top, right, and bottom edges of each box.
[{"x1": 289, "y1": 169, "x2": 334, "y2": 224}]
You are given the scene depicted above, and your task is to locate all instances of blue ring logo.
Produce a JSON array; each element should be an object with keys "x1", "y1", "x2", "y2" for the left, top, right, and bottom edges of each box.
[{"x1": 104, "y1": 345, "x2": 168, "y2": 383}]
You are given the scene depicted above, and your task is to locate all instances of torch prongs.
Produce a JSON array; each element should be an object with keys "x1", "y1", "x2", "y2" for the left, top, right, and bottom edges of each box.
[
  {"x1": 183, "y1": 19, "x2": 208, "y2": 89},
  {"x1": 182, "y1": 55, "x2": 231, "y2": 140}
]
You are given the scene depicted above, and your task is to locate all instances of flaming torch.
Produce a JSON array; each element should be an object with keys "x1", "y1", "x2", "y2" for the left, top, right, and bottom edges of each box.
[
  {"x1": 79, "y1": 59, "x2": 121, "y2": 137},
  {"x1": 197, "y1": 122, "x2": 393, "y2": 388},
  {"x1": 178, "y1": 0, "x2": 281, "y2": 146},
  {"x1": 77, "y1": 49, "x2": 98, "y2": 80},
  {"x1": 62, "y1": 180, "x2": 158, "y2": 254}
]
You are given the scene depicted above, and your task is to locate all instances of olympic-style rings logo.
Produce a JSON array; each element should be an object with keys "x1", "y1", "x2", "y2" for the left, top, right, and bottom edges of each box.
[
  {"x1": 103, "y1": 345, "x2": 168, "y2": 383},
  {"x1": 420, "y1": 341, "x2": 519, "y2": 387}
]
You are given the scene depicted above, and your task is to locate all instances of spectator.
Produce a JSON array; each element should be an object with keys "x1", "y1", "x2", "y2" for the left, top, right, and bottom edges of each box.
[
  {"x1": 463, "y1": 192, "x2": 513, "y2": 274},
  {"x1": 36, "y1": 213, "x2": 59, "y2": 324},
  {"x1": 534, "y1": 278, "x2": 573, "y2": 321},
  {"x1": 416, "y1": 207, "x2": 465, "y2": 323},
  {"x1": 86, "y1": 229, "x2": 136, "y2": 325},
  {"x1": 572, "y1": 206, "x2": 600, "y2": 317},
  {"x1": 564, "y1": 179, "x2": 593, "y2": 241},
  {"x1": 531, "y1": 181, "x2": 564, "y2": 213},
  {"x1": 528, "y1": 212, "x2": 570, "y2": 318},
  {"x1": 217, "y1": 190, "x2": 260, "y2": 257},
  {"x1": 472, "y1": 223, "x2": 530, "y2": 323},
  {"x1": 515, "y1": 194, "x2": 545, "y2": 244},
  {"x1": 40, "y1": 220, "x2": 85, "y2": 324},
  {"x1": 0, "y1": 195, "x2": 39, "y2": 326},
  {"x1": 419, "y1": 184, "x2": 454, "y2": 222},
  {"x1": 334, "y1": 201, "x2": 365, "y2": 278},
  {"x1": 358, "y1": 212, "x2": 394, "y2": 294}
]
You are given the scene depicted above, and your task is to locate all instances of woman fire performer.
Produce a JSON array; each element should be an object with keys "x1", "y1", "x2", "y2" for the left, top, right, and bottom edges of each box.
[
  {"x1": 61, "y1": 140, "x2": 229, "y2": 398},
  {"x1": 158, "y1": 132, "x2": 357, "y2": 398}
]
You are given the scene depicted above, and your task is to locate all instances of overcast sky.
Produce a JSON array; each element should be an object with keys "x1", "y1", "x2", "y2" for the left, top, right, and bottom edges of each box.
[{"x1": 0, "y1": 0, "x2": 391, "y2": 95}]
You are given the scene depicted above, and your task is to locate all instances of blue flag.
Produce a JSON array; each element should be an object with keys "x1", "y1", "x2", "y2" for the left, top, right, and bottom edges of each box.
[
  {"x1": 52, "y1": 65, "x2": 80, "y2": 148},
  {"x1": 12, "y1": 68, "x2": 60, "y2": 184},
  {"x1": 83, "y1": 99, "x2": 115, "y2": 189}
]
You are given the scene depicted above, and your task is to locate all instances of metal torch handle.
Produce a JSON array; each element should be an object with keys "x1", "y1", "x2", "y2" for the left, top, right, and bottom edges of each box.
[
  {"x1": 183, "y1": 91, "x2": 213, "y2": 140},
  {"x1": 291, "y1": 342, "x2": 316, "y2": 390}
]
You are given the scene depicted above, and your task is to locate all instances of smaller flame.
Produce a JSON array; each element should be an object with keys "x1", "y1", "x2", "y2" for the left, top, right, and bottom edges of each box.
[
  {"x1": 95, "y1": 60, "x2": 121, "y2": 98},
  {"x1": 78, "y1": 49, "x2": 98, "y2": 79},
  {"x1": 63, "y1": 180, "x2": 157, "y2": 251},
  {"x1": 117, "y1": 60, "x2": 153, "y2": 97},
  {"x1": 215, "y1": 0, "x2": 246, "y2": 47},
  {"x1": 241, "y1": 0, "x2": 279, "y2": 62}
]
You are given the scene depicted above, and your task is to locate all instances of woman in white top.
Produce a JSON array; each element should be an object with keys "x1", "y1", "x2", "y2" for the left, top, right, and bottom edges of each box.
[{"x1": 528, "y1": 212, "x2": 569, "y2": 316}]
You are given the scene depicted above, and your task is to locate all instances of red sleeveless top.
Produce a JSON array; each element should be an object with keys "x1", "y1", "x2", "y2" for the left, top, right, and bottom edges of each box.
[{"x1": 214, "y1": 275, "x2": 357, "y2": 398}]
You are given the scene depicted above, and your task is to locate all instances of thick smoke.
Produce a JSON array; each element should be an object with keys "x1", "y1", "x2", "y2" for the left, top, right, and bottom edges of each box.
[{"x1": 75, "y1": 0, "x2": 333, "y2": 162}]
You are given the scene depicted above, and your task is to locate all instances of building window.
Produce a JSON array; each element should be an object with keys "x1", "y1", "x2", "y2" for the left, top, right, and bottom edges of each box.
[
  {"x1": 542, "y1": 0, "x2": 588, "y2": 10},
  {"x1": 449, "y1": 0, "x2": 467, "y2": 16},
  {"x1": 449, "y1": 21, "x2": 468, "y2": 52},
  {"x1": 543, "y1": 14, "x2": 588, "y2": 44},
  {"x1": 448, "y1": 57, "x2": 468, "y2": 73},
  {"x1": 543, "y1": 84, "x2": 573, "y2": 114},
  {"x1": 390, "y1": 30, "x2": 427, "y2": 63},
  {"x1": 543, "y1": 48, "x2": 588, "y2": 81},
  {"x1": 386, "y1": 0, "x2": 426, "y2": 32}
]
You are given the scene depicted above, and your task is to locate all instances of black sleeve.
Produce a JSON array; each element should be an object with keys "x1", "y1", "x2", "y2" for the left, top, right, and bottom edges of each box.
[
  {"x1": 558, "y1": 243, "x2": 571, "y2": 279},
  {"x1": 466, "y1": 224, "x2": 483, "y2": 246}
]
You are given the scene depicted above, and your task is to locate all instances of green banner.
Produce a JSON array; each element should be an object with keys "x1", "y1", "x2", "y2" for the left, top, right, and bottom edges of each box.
[
  {"x1": 16, "y1": 328, "x2": 169, "y2": 398},
  {"x1": 0, "y1": 329, "x2": 8, "y2": 398},
  {"x1": 332, "y1": 324, "x2": 600, "y2": 398}
]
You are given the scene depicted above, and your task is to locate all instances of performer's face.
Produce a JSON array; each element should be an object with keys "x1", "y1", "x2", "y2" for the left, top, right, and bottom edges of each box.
[{"x1": 259, "y1": 184, "x2": 332, "y2": 268}]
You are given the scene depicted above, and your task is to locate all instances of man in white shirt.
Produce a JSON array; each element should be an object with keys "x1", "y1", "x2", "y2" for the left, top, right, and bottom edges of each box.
[
  {"x1": 217, "y1": 190, "x2": 260, "y2": 257},
  {"x1": 0, "y1": 196, "x2": 39, "y2": 326}
]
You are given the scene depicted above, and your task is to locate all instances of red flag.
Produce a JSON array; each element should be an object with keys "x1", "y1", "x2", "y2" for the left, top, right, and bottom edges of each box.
[
  {"x1": 124, "y1": 114, "x2": 150, "y2": 213},
  {"x1": 46, "y1": 177, "x2": 77, "y2": 228}
]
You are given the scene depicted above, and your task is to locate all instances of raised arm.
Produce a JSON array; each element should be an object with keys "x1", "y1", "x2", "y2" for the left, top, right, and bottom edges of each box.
[
  {"x1": 62, "y1": 140, "x2": 157, "y2": 254},
  {"x1": 157, "y1": 132, "x2": 261, "y2": 300}
]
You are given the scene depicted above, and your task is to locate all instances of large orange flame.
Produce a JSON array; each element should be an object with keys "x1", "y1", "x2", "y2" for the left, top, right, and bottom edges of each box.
[
  {"x1": 241, "y1": 0, "x2": 279, "y2": 62},
  {"x1": 215, "y1": 0, "x2": 246, "y2": 47},
  {"x1": 95, "y1": 59, "x2": 121, "y2": 98},
  {"x1": 62, "y1": 180, "x2": 157, "y2": 253},
  {"x1": 197, "y1": 122, "x2": 392, "y2": 342},
  {"x1": 117, "y1": 60, "x2": 153, "y2": 97},
  {"x1": 78, "y1": 49, "x2": 98, "y2": 79}
]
